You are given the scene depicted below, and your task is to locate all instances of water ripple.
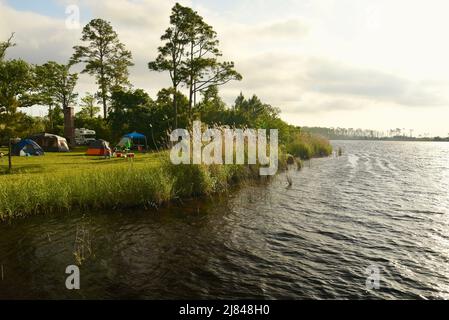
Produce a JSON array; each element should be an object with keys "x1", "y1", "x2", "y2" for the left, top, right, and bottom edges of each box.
[{"x1": 1, "y1": 141, "x2": 449, "y2": 299}]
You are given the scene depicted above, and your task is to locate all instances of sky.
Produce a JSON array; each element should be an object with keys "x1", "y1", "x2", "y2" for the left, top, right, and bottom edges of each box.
[{"x1": 1, "y1": 0, "x2": 449, "y2": 137}]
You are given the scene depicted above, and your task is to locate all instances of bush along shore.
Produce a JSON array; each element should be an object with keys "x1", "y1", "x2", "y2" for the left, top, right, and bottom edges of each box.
[
  {"x1": 286, "y1": 132, "x2": 333, "y2": 160},
  {"x1": 0, "y1": 136, "x2": 332, "y2": 221}
]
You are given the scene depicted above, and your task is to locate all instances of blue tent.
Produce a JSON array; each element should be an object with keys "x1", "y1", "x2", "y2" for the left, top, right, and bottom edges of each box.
[
  {"x1": 124, "y1": 132, "x2": 146, "y2": 139},
  {"x1": 12, "y1": 139, "x2": 45, "y2": 156},
  {"x1": 117, "y1": 132, "x2": 148, "y2": 151}
]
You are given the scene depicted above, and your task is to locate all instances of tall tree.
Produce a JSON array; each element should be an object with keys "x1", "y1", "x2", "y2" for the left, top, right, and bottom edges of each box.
[
  {"x1": 0, "y1": 59, "x2": 38, "y2": 116},
  {"x1": 70, "y1": 19, "x2": 133, "y2": 118},
  {"x1": 0, "y1": 36, "x2": 42, "y2": 142},
  {"x1": 109, "y1": 42, "x2": 133, "y2": 91},
  {"x1": 77, "y1": 93, "x2": 100, "y2": 119},
  {"x1": 108, "y1": 89, "x2": 154, "y2": 141},
  {"x1": 182, "y1": 7, "x2": 242, "y2": 120},
  {"x1": 232, "y1": 93, "x2": 280, "y2": 128},
  {"x1": 183, "y1": 10, "x2": 219, "y2": 120},
  {"x1": 0, "y1": 59, "x2": 41, "y2": 142},
  {"x1": 148, "y1": 3, "x2": 191, "y2": 128},
  {"x1": 196, "y1": 85, "x2": 227, "y2": 124},
  {"x1": 45, "y1": 105, "x2": 64, "y2": 136},
  {"x1": 149, "y1": 3, "x2": 242, "y2": 124},
  {"x1": 35, "y1": 61, "x2": 78, "y2": 130}
]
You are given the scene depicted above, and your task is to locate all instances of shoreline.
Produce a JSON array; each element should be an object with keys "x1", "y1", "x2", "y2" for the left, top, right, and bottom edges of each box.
[
  {"x1": 0, "y1": 136, "x2": 332, "y2": 221},
  {"x1": 0, "y1": 152, "x2": 285, "y2": 221}
]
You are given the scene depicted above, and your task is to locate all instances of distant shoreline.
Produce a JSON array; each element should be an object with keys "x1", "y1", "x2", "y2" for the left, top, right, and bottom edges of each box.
[{"x1": 302, "y1": 127, "x2": 449, "y2": 143}]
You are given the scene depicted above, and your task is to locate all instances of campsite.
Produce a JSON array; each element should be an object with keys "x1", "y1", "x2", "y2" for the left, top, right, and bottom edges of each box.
[
  {"x1": 0, "y1": 146, "x2": 158, "y2": 175},
  {"x1": 4, "y1": 0, "x2": 449, "y2": 303},
  {"x1": 0, "y1": 3, "x2": 333, "y2": 220},
  {"x1": 0, "y1": 130, "x2": 153, "y2": 175},
  {"x1": 0, "y1": 147, "x2": 155, "y2": 174}
]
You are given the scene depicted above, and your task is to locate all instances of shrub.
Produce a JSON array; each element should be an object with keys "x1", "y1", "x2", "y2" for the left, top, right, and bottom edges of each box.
[
  {"x1": 287, "y1": 140, "x2": 313, "y2": 160},
  {"x1": 286, "y1": 133, "x2": 332, "y2": 160}
]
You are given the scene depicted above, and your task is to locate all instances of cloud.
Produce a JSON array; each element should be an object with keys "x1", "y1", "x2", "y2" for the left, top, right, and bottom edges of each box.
[
  {"x1": 304, "y1": 58, "x2": 449, "y2": 107},
  {"x1": 1, "y1": 0, "x2": 449, "y2": 136},
  {"x1": 84, "y1": 0, "x2": 181, "y2": 30},
  {"x1": 235, "y1": 19, "x2": 308, "y2": 42},
  {"x1": 217, "y1": 54, "x2": 449, "y2": 117},
  {"x1": 0, "y1": 1, "x2": 79, "y2": 64}
]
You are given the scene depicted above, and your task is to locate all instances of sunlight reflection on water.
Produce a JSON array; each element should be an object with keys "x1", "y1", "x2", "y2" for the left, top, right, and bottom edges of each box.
[{"x1": 0, "y1": 141, "x2": 448, "y2": 299}]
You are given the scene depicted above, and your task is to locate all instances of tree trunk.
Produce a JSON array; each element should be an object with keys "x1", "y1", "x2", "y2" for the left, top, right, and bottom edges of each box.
[
  {"x1": 194, "y1": 81, "x2": 197, "y2": 110},
  {"x1": 100, "y1": 62, "x2": 107, "y2": 119},
  {"x1": 173, "y1": 86, "x2": 178, "y2": 129},
  {"x1": 188, "y1": 78, "x2": 194, "y2": 124},
  {"x1": 172, "y1": 55, "x2": 178, "y2": 129},
  {"x1": 102, "y1": 93, "x2": 107, "y2": 119},
  {"x1": 188, "y1": 43, "x2": 194, "y2": 124},
  {"x1": 8, "y1": 138, "x2": 12, "y2": 173}
]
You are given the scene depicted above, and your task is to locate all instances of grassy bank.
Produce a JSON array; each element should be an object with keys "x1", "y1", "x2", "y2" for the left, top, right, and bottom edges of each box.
[
  {"x1": 0, "y1": 150, "x2": 263, "y2": 220},
  {"x1": 0, "y1": 134, "x2": 332, "y2": 220}
]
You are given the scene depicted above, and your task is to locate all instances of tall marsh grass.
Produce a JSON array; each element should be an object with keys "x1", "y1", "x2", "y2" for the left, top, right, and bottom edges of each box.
[
  {"x1": 0, "y1": 153, "x2": 260, "y2": 220},
  {"x1": 287, "y1": 133, "x2": 333, "y2": 160},
  {"x1": 0, "y1": 130, "x2": 331, "y2": 220}
]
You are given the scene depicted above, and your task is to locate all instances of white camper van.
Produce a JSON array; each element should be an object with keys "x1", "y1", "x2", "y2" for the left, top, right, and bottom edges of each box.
[{"x1": 75, "y1": 128, "x2": 96, "y2": 145}]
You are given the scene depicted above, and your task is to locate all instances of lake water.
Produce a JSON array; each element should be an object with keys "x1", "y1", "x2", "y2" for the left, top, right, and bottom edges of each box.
[{"x1": 1, "y1": 141, "x2": 449, "y2": 299}]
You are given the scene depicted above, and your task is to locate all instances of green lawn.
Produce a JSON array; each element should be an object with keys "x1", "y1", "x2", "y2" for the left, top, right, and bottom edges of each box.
[{"x1": 0, "y1": 147, "x2": 161, "y2": 177}]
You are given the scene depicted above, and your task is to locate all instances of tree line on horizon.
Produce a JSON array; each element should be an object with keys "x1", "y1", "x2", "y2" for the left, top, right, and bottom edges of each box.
[
  {"x1": 0, "y1": 3, "x2": 306, "y2": 151},
  {"x1": 302, "y1": 127, "x2": 449, "y2": 141}
]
